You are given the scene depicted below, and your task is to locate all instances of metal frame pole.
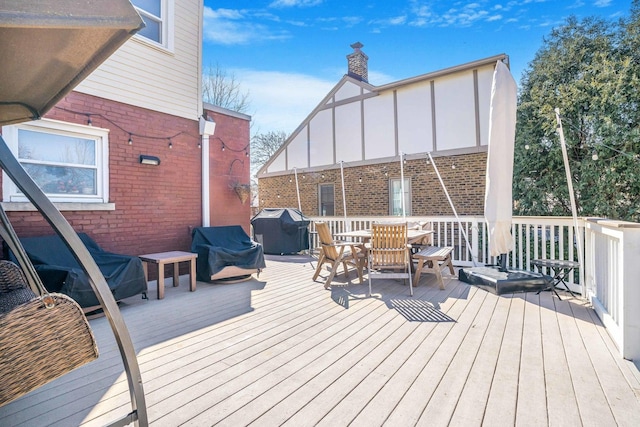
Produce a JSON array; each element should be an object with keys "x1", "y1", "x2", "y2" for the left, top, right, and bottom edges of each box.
[{"x1": 0, "y1": 136, "x2": 147, "y2": 426}]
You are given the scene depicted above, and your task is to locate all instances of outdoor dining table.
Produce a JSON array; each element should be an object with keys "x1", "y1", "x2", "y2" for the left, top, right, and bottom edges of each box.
[
  {"x1": 334, "y1": 228, "x2": 434, "y2": 276},
  {"x1": 334, "y1": 228, "x2": 434, "y2": 245}
]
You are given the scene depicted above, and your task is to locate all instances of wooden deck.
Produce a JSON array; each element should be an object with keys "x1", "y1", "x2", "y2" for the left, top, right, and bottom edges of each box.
[{"x1": 2, "y1": 255, "x2": 640, "y2": 426}]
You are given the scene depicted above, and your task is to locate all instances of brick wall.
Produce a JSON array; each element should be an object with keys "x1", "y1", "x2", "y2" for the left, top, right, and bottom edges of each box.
[
  {"x1": 205, "y1": 109, "x2": 252, "y2": 234},
  {"x1": 0, "y1": 92, "x2": 250, "y2": 259},
  {"x1": 258, "y1": 153, "x2": 487, "y2": 216}
]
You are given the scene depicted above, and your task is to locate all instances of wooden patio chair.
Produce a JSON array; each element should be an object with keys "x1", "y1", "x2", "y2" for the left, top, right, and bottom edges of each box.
[
  {"x1": 313, "y1": 222, "x2": 365, "y2": 289},
  {"x1": 367, "y1": 222, "x2": 413, "y2": 297}
]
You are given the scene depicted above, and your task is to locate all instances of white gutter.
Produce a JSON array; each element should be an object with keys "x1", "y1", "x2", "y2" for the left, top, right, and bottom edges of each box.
[{"x1": 199, "y1": 116, "x2": 216, "y2": 227}]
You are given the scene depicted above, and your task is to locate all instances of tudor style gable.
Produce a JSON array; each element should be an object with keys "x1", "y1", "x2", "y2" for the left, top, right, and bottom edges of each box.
[{"x1": 259, "y1": 45, "x2": 506, "y2": 177}]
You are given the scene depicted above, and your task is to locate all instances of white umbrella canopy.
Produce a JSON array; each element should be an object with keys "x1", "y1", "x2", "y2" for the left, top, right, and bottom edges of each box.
[{"x1": 484, "y1": 60, "x2": 518, "y2": 258}]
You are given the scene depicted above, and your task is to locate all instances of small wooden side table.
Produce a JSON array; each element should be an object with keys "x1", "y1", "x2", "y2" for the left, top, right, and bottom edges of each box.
[{"x1": 139, "y1": 251, "x2": 198, "y2": 299}]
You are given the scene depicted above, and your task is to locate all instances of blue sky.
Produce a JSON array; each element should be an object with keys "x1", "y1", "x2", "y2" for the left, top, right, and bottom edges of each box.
[{"x1": 202, "y1": 0, "x2": 631, "y2": 135}]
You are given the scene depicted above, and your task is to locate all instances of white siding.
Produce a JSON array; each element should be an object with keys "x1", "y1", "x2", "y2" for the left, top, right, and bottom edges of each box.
[
  {"x1": 434, "y1": 72, "x2": 476, "y2": 150},
  {"x1": 309, "y1": 109, "x2": 334, "y2": 167},
  {"x1": 75, "y1": 0, "x2": 201, "y2": 120},
  {"x1": 335, "y1": 102, "x2": 362, "y2": 163},
  {"x1": 476, "y1": 65, "x2": 495, "y2": 146},
  {"x1": 334, "y1": 81, "x2": 361, "y2": 102},
  {"x1": 268, "y1": 150, "x2": 287, "y2": 173},
  {"x1": 397, "y1": 80, "x2": 433, "y2": 154},
  {"x1": 364, "y1": 93, "x2": 395, "y2": 159},
  {"x1": 287, "y1": 129, "x2": 308, "y2": 169},
  {"x1": 258, "y1": 57, "x2": 504, "y2": 176}
]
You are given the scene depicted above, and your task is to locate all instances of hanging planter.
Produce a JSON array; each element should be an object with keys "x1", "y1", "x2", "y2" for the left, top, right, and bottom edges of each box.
[{"x1": 231, "y1": 182, "x2": 251, "y2": 204}]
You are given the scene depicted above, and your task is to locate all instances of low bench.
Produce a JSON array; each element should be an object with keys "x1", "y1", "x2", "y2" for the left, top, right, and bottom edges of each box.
[{"x1": 413, "y1": 246, "x2": 455, "y2": 289}]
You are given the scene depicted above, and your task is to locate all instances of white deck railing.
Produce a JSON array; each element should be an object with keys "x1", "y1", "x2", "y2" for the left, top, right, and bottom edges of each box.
[{"x1": 307, "y1": 215, "x2": 640, "y2": 363}]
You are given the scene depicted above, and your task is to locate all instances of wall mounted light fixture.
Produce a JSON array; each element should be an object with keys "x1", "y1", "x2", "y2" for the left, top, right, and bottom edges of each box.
[{"x1": 139, "y1": 154, "x2": 160, "y2": 166}]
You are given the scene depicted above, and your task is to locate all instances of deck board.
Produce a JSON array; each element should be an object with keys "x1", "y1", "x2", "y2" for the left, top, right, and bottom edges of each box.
[{"x1": 1, "y1": 255, "x2": 639, "y2": 426}]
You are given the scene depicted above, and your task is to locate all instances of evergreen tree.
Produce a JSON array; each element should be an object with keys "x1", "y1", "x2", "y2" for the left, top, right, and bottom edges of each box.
[{"x1": 514, "y1": 7, "x2": 640, "y2": 222}]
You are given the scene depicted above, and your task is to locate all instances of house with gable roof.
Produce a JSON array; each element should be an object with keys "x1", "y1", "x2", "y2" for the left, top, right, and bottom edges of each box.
[
  {"x1": 257, "y1": 43, "x2": 510, "y2": 218},
  {"x1": 0, "y1": 0, "x2": 253, "y2": 258}
]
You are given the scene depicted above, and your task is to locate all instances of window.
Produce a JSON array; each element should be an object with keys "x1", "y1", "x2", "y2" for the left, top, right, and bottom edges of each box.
[
  {"x1": 319, "y1": 184, "x2": 335, "y2": 216},
  {"x1": 389, "y1": 178, "x2": 411, "y2": 216},
  {"x1": 2, "y1": 119, "x2": 109, "y2": 204},
  {"x1": 131, "y1": 0, "x2": 173, "y2": 49}
]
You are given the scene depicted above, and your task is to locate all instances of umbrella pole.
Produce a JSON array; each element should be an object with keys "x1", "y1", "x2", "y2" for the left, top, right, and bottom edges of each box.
[
  {"x1": 555, "y1": 108, "x2": 585, "y2": 297},
  {"x1": 428, "y1": 152, "x2": 478, "y2": 266}
]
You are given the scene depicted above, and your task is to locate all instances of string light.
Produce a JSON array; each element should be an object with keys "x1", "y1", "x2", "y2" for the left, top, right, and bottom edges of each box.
[
  {"x1": 213, "y1": 136, "x2": 249, "y2": 155},
  {"x1": 53, "y1": 106, "x2": 189, "y2": 145},
  {"x1": 198, "y1": 141, "x2": 202, "y2": 149},
  {"x1": 168, "y1": 140, "x2": 173, "y2": 149}
]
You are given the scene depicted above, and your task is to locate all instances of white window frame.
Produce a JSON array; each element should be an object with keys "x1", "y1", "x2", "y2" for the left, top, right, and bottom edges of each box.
[
  {"x1": 2, "y1": 119, "x2": 110, "y2": 205},
  {"x1": 131, "y1": 0, "x2": 175, "y2": 52},
  {"x1": 389, "y1": 177, "x2": 412, "y2": 216}
]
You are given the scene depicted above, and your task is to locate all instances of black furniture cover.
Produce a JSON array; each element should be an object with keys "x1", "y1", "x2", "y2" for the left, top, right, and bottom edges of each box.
[
  {"x1": 251, "y1": 208, "x2": 310, "y2": 255},
  {"x1": 191, "y1": 226, "x2": 266, "y2": 281},
  {"x1": 4, "y1": 233, "x2": 147, "y2": 308}
]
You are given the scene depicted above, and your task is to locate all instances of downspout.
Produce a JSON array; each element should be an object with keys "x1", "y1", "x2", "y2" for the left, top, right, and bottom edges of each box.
[{"x1": 199, "y1": 116, "x2": 216, "y2": 227}]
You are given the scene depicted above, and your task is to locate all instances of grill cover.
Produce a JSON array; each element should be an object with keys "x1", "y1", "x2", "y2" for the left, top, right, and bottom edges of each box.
[{"x1": 251, "y1": 208, "x2": 310, "y2": 255}]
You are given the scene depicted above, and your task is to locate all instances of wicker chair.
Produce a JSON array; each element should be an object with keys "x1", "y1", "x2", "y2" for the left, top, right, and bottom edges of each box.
[
  {"x1": 312, "y1": 222, "x2": 366, "y2": 289},
  {"x1": 0, "y1": 260, "x2": 98, "y2": 406},
  {"x1": 367, "y1": 222, "x2": 414, "y2": 297}
]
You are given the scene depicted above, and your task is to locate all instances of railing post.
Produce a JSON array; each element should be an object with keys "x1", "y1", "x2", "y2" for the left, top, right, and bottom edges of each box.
[
  {"x1": 621, "y1": 223, "x2": 640, "y2": 362},
  {"x1": 471, "y1": 217, "x2": 480, "y2": 265}
]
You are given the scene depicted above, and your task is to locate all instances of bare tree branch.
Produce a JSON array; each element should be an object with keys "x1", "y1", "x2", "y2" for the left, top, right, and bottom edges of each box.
[{"x1": 202, "y1": 63, "x2": 251, "y2": 114}]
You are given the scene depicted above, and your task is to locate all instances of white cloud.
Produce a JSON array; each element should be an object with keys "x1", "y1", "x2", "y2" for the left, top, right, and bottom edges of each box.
[
  {"x1": 203, "y1": 7, "x2": 290, "y2": 45},
  {"x1": 269, "y1": 0, "x2": 323, "y2": 7},
  {"x1": 232, "y1": 69, "x2": 335, "y2": 135},
  {"x1": 594, "y1": 0, "x2": 612, "y2": 7}
]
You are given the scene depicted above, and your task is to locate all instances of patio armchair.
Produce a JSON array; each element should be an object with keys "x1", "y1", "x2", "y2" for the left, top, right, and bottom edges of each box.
[
  {"x1": 313, "y1": 221, "x2": 366, "y2": 289},
  {"x1": 191, "y1": 225, "x2": 266, "y2": 282},
  {"x1": 367, "y1": 222, "x2": 414, "y2": 297}
]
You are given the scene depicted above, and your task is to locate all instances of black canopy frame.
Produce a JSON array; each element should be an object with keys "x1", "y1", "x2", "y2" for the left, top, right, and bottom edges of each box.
[{"x1": 0, "y1": 2, "x2": 147, "y2": 425}]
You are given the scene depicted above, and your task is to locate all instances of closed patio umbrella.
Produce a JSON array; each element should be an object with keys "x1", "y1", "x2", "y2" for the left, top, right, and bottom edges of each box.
[{"x1": 484, "y1": 60, "x2": 518, "y2": 259}]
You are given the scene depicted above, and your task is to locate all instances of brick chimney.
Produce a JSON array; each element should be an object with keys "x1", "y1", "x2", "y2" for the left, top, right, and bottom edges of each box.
[{"x1": 346, "y1": 42, "x2": 368, "y2": 83}]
